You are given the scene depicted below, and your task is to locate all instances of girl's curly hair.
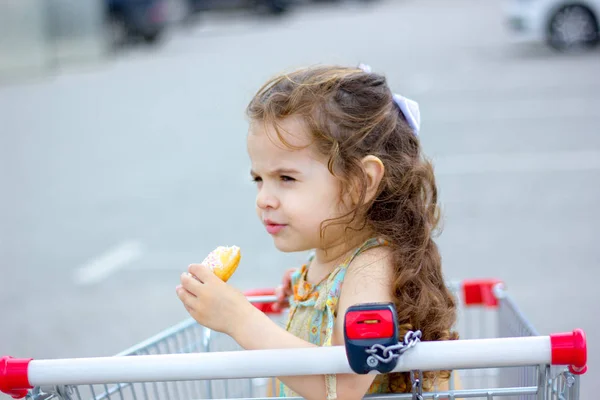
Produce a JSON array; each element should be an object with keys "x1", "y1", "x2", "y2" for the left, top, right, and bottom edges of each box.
[{"x1": 247, "y1": 65, "x2": 459, "y2": 392}]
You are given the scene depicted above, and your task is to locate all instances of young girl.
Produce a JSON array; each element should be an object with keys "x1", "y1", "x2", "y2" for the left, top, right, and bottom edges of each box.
[{"x1": 176, "y1": 64, "x2": 459, "y2": 400}]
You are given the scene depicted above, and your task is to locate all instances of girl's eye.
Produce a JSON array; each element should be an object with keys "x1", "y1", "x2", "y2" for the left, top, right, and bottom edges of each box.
[
  {"x1": 281, "y1": 175, "x2": 295, "y2": 182},
  {"x1": 252, "y1": 176, "x2": 262, "y2": 183}
]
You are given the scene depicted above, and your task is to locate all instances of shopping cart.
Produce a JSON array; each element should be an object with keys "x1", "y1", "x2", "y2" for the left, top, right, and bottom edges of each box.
[{"x1": 0, "y1": 279, "x2": 587, "y2": 400}]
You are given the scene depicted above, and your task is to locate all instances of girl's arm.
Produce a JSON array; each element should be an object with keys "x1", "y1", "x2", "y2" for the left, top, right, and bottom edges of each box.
[
  {"x1": 231, "y1": 309, "x2": 331, "y2": 400},
  {"x1": 179, "y1": 266, "x2": 330, "y2": 399},
  {"x1": 231, "y1": 248, "x2": 394, "y2": 400}
]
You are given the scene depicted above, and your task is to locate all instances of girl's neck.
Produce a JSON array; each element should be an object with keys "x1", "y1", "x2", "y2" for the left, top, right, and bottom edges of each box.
[{"x1": 307, "y1": 232, "x2": 373, "y2": 284}]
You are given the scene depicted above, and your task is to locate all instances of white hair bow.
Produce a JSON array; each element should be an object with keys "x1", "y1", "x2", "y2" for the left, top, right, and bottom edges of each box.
[{"x1": 358, "y1": 63, "x2": 421, "y2": 136}]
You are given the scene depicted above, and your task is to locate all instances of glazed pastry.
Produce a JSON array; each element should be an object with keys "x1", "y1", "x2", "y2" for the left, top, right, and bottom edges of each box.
[{"x1": 201, "y1": 245, "x2": 241, "y2": 282}]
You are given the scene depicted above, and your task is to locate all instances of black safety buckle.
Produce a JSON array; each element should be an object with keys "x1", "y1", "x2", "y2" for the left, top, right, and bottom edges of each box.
[{"x1": 343, "y1": 302, "x2": 399, "y2": 374}]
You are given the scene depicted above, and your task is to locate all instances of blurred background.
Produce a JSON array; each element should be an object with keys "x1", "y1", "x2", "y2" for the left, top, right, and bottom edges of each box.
[{"x1": 0, "y1": 0, "x2": 598, "y2": 398}]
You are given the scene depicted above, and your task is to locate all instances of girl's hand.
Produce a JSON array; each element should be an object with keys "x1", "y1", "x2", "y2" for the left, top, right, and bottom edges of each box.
[
  {"x1": 176, "y1": 264, "x2": 253, "y2": 336},
  {"x1": 272, "y1": 267, "x2": 297, "y2": 312}
]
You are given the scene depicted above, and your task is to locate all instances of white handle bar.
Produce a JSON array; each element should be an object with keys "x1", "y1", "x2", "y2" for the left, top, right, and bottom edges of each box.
[
  {"x1": 247, "y1": 294, "x2": 277, "y2": 303},
  {"x1": 8, "y1": 335, "x2": 579, "y2": 387}
]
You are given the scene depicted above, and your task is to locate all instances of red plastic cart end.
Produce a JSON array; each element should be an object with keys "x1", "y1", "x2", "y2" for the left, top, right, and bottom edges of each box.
[
  {"x1": 0, "y1": 356, "x2": 32, "y2": 399},
  {"x1": 244, "y1": 288, "x2": 282, "y2": 315},
  {"x1": 461, "y1": 279, "x2": 503, "y2": 308},
  {"x1": 550, "y1": 329, "x2": 587, "y2": 375}
]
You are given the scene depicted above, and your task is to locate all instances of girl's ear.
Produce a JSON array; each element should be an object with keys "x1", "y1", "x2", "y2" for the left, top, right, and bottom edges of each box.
[
  {"x1": 361, "y1": 155, "x2": 385, "y2": 204},
  {"x1": 342, "y1": 155, "x2": 385, "y2": 209}
]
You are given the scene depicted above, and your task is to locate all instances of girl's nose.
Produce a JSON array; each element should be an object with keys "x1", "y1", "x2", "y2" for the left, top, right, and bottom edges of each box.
[{"x1": 256, "y1": 187, "x2": 279, "y2": 210}]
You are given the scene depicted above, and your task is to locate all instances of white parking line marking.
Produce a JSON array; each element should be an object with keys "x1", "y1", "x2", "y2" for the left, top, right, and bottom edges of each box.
[{"x1": 74, "y1": 240, "x2": 144, "y2": 285}]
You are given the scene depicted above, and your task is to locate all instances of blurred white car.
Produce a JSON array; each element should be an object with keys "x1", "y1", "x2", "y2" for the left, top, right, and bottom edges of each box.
[{"x1": 504, "y1": 0, "x2": 600, "y2": 50}]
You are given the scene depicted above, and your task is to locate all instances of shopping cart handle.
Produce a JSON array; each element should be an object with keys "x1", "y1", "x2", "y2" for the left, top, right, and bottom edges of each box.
[
  {"x1": 0, "y1": 356, "x2": 32, "y2": 399},
  {"x1": 244, "y1": 288, "x2": 281, "y2": 314},
  {"x1": 550, "y1": 329, "x2": 587, "y2": 375},
  {"x1": 0, "y1": 332, "x2": 589, "y2": 394}
]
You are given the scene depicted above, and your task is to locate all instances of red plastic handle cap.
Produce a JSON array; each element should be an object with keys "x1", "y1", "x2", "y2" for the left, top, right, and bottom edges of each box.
[
  {"x1": 0, "y1": 356, "x2": 33, "y2": 399},
  {"x1": 550, "y1": 329, "x2": 587, "y2": 375},
  {"x1": 462, "y1": 279, "x2": 503, "y2": 307},
  {"x1": 244, "y1": 288, "x2": 282, "y2": 315}
]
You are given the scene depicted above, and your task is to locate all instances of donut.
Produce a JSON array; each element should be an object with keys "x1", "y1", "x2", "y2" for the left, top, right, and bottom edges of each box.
[{"x1": 201, "y1": 245, "x2": 241, "y2": 282}]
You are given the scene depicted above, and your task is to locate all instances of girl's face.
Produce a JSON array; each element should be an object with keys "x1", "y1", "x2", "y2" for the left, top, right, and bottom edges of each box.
[{"x1": 247, "y1": 117, "x2": 351, "y2": 253}]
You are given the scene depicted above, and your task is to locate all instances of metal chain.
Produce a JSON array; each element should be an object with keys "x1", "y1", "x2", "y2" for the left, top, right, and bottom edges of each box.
[
  {"x1": 411, "y1": 370, "x2": 424, "y2": 400},
  {"x1": 364, "y1": 330, "x2": 422, "y2": 363},
  {"x1": 362, "y1": 331, "x2": 423, "y2": 400}
]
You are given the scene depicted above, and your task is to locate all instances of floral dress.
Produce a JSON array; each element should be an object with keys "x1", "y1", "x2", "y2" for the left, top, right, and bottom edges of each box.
[{"x1": 278, "y1": 238, "x2": 392, "y2": 399}]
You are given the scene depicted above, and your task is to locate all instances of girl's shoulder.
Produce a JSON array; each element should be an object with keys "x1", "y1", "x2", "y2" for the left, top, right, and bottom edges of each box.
[
  {"x1": 345, "y1": 244, "x2": 394, "y2": 288},
  {"x1": 331, "y1": 243, "x2": 395, "y2": 341}
]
